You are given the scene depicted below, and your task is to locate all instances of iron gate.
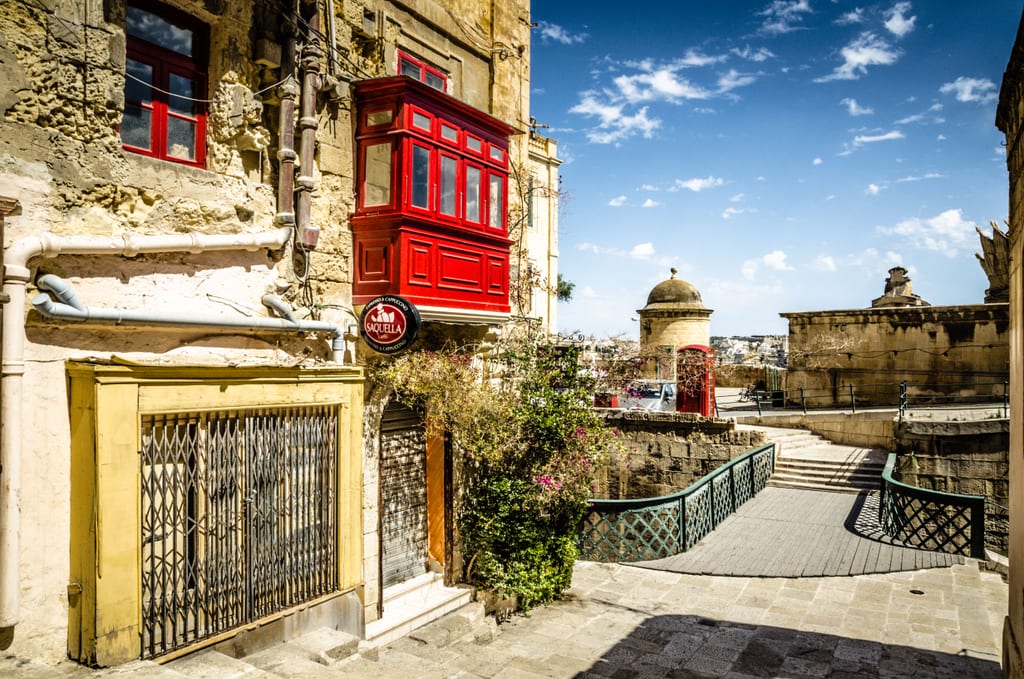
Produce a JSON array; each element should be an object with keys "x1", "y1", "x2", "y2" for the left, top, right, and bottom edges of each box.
[{"x1": 140, "y1": 406, "x2": 338, "y2": 659}]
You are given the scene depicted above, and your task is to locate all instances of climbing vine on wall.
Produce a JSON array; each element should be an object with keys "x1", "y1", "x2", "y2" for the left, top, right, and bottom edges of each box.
[{"x1": 377, "y1": 336, "x2": 620, "y2": 610}]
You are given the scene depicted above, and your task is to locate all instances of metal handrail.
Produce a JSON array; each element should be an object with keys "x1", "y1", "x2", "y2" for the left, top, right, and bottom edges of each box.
[
  {"x1": 578, "y1": 442, "x2": 775, "y2": 562},
  {"x1": 879, "y1": 453, "x2": 986, "y2": 559}
]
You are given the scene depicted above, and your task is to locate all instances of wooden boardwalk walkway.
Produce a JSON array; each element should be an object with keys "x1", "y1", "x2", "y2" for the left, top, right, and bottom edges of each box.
[{"x1": 633, "y1": 486, "x2": 964, "y2": 577}]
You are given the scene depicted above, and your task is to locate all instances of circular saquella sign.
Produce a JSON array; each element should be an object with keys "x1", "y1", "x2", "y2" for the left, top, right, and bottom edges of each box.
[{"x1": 360, "y1": 295, "x2": 422, "y2": 354}]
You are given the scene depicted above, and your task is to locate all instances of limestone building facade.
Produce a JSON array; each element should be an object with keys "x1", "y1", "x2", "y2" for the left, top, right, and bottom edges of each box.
[
  {"x1": 996, "y1": 9, "x2": 1024, "y2": 676},
  {"x1": 0, "y1": 0, "x2": 534, "y2": 667}
]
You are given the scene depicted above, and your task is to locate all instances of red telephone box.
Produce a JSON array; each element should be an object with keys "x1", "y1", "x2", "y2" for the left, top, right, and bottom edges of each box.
[{"x1": 676, "y1": 344, "x2": 716, "y2": 416}]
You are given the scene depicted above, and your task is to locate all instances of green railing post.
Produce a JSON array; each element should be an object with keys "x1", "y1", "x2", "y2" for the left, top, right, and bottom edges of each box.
[
  {"x1": 800, "y1": 386, "x2": 807, "y2": 415},
  {"x1": 755, "y1": 390, "x2": 762, "y2": 416},
  {"x1": 849, "y1": 384, "x2": 856, "y2": 413},
  {"x1": 970, "y1": 499, "x2": 986, "y2": 559}
]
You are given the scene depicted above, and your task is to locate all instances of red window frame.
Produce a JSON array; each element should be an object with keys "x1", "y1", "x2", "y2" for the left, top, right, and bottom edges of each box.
[
  {"x1": 398, "y1": 51, "x2": 448, "y2": 92},
  {"x1": 121, "y1": 2, "x2": 208, "y2": 168}
]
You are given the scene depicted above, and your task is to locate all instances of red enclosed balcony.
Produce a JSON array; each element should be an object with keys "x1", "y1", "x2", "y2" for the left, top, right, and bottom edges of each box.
[{"x1": 352, "y1": 76, "x2": 518, "y2": 322}]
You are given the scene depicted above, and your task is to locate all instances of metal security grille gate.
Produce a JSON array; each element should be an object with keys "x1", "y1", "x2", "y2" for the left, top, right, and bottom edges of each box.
[
  {"x1": 379, "y1": 402, "x2": 428, "y2": 588},
  {"x1": 140, "y1": 406, "x2": 338, "y2": 659}
]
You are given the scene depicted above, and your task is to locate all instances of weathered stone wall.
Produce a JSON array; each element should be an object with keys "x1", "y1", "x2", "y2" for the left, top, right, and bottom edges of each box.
[
  {"x1": 782, "y1": 304, "x2": 1009, "y2": 406},
  {"x1": 594, "y1": 411, "x2": 766, "y2": 500},
  {"x1": 893, "y1": 418, "x2": 1010, "y2": 553},
  {"x1": 998, "y1": 8, "x2": 1024, "y2": 674}
]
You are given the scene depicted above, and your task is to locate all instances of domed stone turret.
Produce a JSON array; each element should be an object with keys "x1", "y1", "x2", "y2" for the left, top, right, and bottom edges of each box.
[
  {"x1": 637, "y1": 268, "x2": 713, "y2": 369},
  {"x1": 644, "y1": 269, "x2": 704, "y2": 308}
]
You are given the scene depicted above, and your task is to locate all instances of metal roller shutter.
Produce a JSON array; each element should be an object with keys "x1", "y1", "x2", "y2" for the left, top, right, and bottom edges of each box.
[{"x1": 379, "y1": 402, "x2": 428, "y2": 588}]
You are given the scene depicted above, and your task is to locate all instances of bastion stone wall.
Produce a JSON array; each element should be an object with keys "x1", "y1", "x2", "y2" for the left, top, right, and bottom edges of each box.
[{"x1": 594, "y1": 410, "x2": 766, "y2": 500}]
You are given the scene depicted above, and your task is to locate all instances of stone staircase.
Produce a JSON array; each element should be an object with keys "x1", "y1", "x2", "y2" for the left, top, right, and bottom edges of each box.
[
  {"x1": 743, "y1": 425, "x2": 887, "y2": 493},
  {"x1": 157, "y1": 599, "x2": 494, "y2": 678}
]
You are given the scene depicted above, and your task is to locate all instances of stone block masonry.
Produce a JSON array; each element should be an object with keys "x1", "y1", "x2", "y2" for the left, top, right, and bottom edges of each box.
[{"x1": 595, "y1": 410, "x2": 765, "y2": 500}]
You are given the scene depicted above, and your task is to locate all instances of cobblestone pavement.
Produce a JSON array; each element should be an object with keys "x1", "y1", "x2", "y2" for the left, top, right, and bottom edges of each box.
[
  {"x1": 343, "y1": 560, "x2": 1006, "y2": 678},
  {"x1": 0, "y1": 559, "x2": 1007, "y2": 677}
]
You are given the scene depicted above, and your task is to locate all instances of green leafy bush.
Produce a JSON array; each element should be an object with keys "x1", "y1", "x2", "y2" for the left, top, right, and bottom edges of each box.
[{"x1": 378, "y1": 338, "x2": 618, "y2": 610}]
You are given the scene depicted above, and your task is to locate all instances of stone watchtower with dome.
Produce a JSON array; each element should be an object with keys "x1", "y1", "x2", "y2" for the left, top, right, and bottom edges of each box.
[{"x1": 637, "y1": 268, "x2": 713, "y2": 379}]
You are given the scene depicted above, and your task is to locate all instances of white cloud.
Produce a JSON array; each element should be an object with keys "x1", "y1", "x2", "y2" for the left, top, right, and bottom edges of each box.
[
  {"x1": 884, "y1": 2, "x2": 916, "y2": 38},
  {"x1": 895, "y1": 113, "x2": 924, "y2": 125},
  {"x1": 895, "y1": 172, "x2": 943, "y2": 183},
  {"x1": 855, "y1": 130, "x2": 904, "y2": 144},
  {"x1": 641, "y1": 198, "x2": 660, "y2": 208},
  {"x1": 614, "y1": 66, "x2": 712, "y2": 104},
  {"x1": 762, "y1": 250, "x2": 795, "y2": 271},
  {"x1": 841, "y1": 97, "x2": 874, "y2": 116},
  {"x1": 535, "y1": 21, "x2": 588, "y2": 45},
  {"x1": 937, "y1": 134, "x2": 947, "y2": 141},
  {"x1": 940, "y1": 77, "x2": 998, "y2": 104},
  {"x1": 732, "y1": 45, "x2": 775, "y2": 62},
  {"x1": 813, "y1": 255, "x2": 837, "y2": 271},
  {"x1": 741, "y1": 259, "x2": 759, "y2": 280},
  {"x1": 813, "y1": 157, "x2": 823, "y2": 166},
  {"x1": 730, "y1": 193, "x2": 746, "y2": 202},
  {"x1": 758, "y1": 0, "x2": 812, "y2": 36},
  {"x1": 876, "y1": 208, "x2": 978, "y2": 257},
  {"x1": 866, "y1": 183, "x2": 883, "y2": 195},
  {"x1": 608, "y1": 195, "x2": 627, "y2": 207},
  {"x1": 581, "y1": 286, "x2": 598, "y2": 298},
  {"x1": 570, "y1": 94, "x2": 661, "y2": 144},
  {"x1": 836, "y1": 8, "x2": 865, "y2": 25},
  {"x1": 718, "y1": 69, "x2": 757, "y2": 93},
  {"x1": 816, "y1": 33, "x2": 900, "y2": 82},
  {"x1": 722, "y1": 206, "x2": 757, "y2": 219},
  {"x1": 640, "y1": 184, "x2": 660, "y2": 192},
  {"x1": 630, "y1": 242, "x2": 656, "y2": 259},
  {"x1": 672, "y1": 176, "x2": 725, "y2": 192}
]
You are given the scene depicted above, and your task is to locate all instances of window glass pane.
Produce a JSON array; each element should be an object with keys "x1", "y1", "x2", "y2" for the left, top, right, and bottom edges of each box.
[
  {"x1": 400, "y1": 59, "x2": 420, "y2": 79},
  {"x1": 465, "y1": 166, "x2": 481, "y2": 223},
  {"x1": 489, "y1": 175, "x2": 504, "y2": 228},
  {"x1": 411, "y1": 145, "x2": 430, "y2": 209},
  {"x1": 367, "y1": 110, "x2": 393, "y2": 126},
  {"x1": 440, "y1": 156, "x2": 457, "y2": 216},
  {"x1": 121, "y1": 103, "x2": 152, "y2": 149},
  {"x1": 490, "y1": 146, "x2": 504, "y2": 163},
  {"x1": 166, "y1": 116, "x2": 196, "y2": 160},
  {"x1": 466, "y1": 136, "x2": 482, "y2": 153},
  {"x1": 125, "y1": 58, "x2": 153, "y2": 105},
  {"x1": 441, "y1": 124, "x2": 458, "y2": 142},
  {"x1": 364, "y1": 142, "x2": 392, "y2": 206},
  {"x1": 168, "y1": 73, "x2": 196, "y2": 115},
  {"x1": 412, "y1": 111, "x2": 431, "y2": 131},
  {"x1": 425, "y1": 71, "x2": 444, "y2": 91},
  {"x1": 127, "y1": 6, "x2": 194, "y2": 57}
]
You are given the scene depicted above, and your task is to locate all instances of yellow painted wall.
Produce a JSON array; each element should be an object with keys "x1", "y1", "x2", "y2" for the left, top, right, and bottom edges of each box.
[{"x1": 67, "y1": 363, "x2": 363, "y2": 666}]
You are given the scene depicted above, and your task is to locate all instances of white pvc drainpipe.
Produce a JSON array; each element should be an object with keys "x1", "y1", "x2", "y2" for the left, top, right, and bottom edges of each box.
[{"x1": 0, "y1": 228, "x2": 293, "y2": 628}]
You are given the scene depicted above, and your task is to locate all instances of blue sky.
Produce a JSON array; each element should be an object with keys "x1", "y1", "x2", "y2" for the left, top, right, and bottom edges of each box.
[{"x1": 529, "y1": 1, "x2": 1021, "y2": 338}]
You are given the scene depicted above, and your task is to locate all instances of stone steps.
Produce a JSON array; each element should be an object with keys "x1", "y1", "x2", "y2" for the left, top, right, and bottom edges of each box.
[
  {"x1": 157, "y1": 601, "x2": 491, "y2": 678},
  {"x1": 742, "y1": 424, "x2": 887, "y2": 493}
]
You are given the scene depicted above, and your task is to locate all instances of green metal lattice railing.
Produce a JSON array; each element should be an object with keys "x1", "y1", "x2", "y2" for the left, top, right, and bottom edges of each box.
[
  {"x1": 578, "y1": 442, "x2": 775, "y2": 563},
  {"x1": 879, "y1": 453, "x2": 986, "y2": 559}
]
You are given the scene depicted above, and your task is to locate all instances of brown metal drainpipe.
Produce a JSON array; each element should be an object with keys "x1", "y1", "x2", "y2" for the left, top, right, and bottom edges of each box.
[
  {"x1": 276, "y1": 8, "x2": 298, "y2": 229},
  {"x1": 295, "y1": 1, "x2": 322, "y2": 250}
]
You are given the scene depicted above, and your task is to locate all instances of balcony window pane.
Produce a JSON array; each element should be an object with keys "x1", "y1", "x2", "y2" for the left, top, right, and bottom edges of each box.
[
  {"x1": 489, "y1": 175, "x2": 503, "y2": 228},
  {"x1": 367, "y1": 110, "x2": 393, "y2": 126},
  {"x1": 411, "y1": 145, "x2": 430, "y2": 209},
  {"x1": 440, "y1": 156, "x2": 457, "y2": 216},
  {"x1": 466, "y1": 136, "x2": 482, "y2": 153},
  {"x1": 364, "y1": 142, "x2": 392, "y2": 206},
  {"x1": 425, "y1": 71, "x2": 444, "y2": 91},
  {"x1": 465, "y1": 166, "x2": 481, "y2": 223},
  {"x1": 412, "y1": 111, "x2": 431, "y2": 131}
]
